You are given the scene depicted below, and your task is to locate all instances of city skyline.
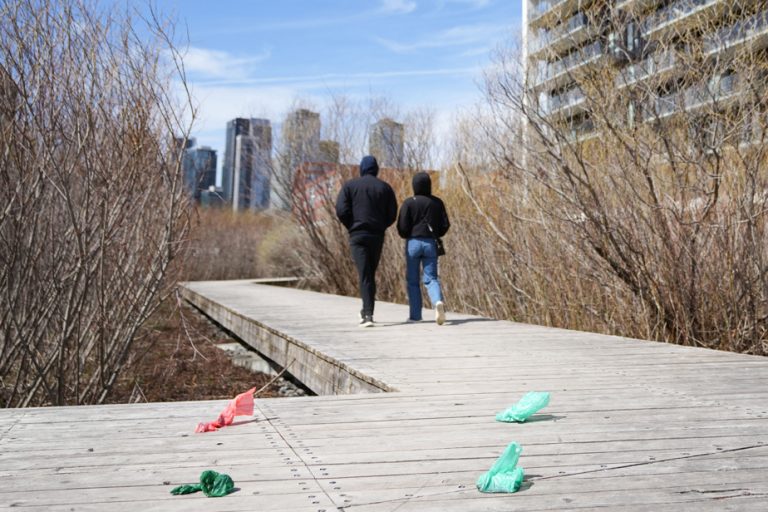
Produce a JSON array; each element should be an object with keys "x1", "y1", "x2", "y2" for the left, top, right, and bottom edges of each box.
[
  {"x1": 147, "y1": 0, "x2": 521, "y2": 181},
  {"x1": 206, "y1": 110, "x2": 410, "y2": 211}
]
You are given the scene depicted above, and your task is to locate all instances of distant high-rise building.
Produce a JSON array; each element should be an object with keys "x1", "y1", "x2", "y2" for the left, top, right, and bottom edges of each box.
[
  {"x1": 369, "y1": 118, "x2": 404, "y2": 169},
  {"x1": 174, "y1": 136, "x2": 195, "y2": 154},
  {"x1": 273, "y1": 109, "x2": 321, "y2": 209},
  {"x1": 222, "y1": 119, "x2": 248, "y2": 204},
  {"x1": 283, "y1": 109, "x2": 321, "y2": 164},
  {"x1": 200, "y1": 186, "x2": 226, "y2": 208},
  {"x1": 319, "y1": 140, "x2": 340, "y2": 163},
  {"x1": 222, "y1": 117, "x2": 272, "y2": 211},
  {"x1": 181, "y1": 141, "x2": 217, "y2": 201}
]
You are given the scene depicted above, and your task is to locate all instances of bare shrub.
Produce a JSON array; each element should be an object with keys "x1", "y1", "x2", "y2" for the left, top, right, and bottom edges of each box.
[
  {"x1": 459, "y1": 5, "x2": 768, "y2": 353},
  {"x1": 272, "y1": 7, "x2": 768, "y2": 355},
  {"x1": 289, "y1": 163, "x2": 412, "y2": 301},
  {"x1": 181, "y1": 209, "x2": 296, "y2": 281},
  {"x1": 263, "y1": 97, "x2": 437, "y2": 302},
  {"x1": 0, "y1": 0, "x2": 194, "y2": 406}
]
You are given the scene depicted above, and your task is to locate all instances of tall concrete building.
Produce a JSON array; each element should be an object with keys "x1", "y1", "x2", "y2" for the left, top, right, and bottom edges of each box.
[
  {"x1": 273, "y1": 109, "x2": 321, "y2": 209},
  {"x1": 180, "y1": 139, "x2": 217, "y2": 201},
  {"x1": 221, "y1": 119, "x2": 248, "y2": 204},
  {"x1": 524, "y1": 1, "x2": 768, "y2": 141},
  {"x1": 199, "y1": 186, "x2": 226, "y2": 208},
  {"x1": 174, "y1": 136, "x2": 195, "y2": 153},
  {"x1": 222, "y1": 118, "x2": 272, "y2": 211},
  {"x1": 319, "y1": 140, "x2": 340, "y2": 163},
  {"x1": 369, "y1": 118, "x2": 404, "y2": 168}
]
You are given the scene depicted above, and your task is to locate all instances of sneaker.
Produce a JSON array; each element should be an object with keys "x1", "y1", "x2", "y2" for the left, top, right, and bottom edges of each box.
[
  {"x1": 359, "y1": 309, "x2": 365, "y2": 325},
  {"x1": 360, "y1": 315, "x2": 374, "y2": 328},
  {"x1": 435, "y1": 301, "x2": 445, "y2": 325},
  {"x1": 406, "y1": 318, "x2": 421, "y2": 323}
]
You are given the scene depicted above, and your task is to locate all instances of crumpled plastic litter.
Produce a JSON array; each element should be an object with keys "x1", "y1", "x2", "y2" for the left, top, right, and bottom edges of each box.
[
  {"x1": 476, "y1": 442, "x2": 525, "y2": 493},
  {"x1": 495, "y1": 391, "x2": 550, "y2": 423},
  {"x1": 170, "y1": 470, "x2": 235, "y2": 497},
  {"x1": 195, "y1": 387, "x2": 256, "y2": 433}
]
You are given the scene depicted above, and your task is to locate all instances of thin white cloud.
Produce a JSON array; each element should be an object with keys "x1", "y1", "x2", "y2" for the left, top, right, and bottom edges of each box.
[
  {"x1": 189, "y1": 84, "x2": 300, "y2": 131},
  {"x1": 375, "y1": 22, "x2": 508, "y2": 53},
  {"x1": 439, "y1": 0, "x2": 491, "y2": 8},
  {"x1": 458, "y1": 46, "x2": 493, "y2": 58},
  {"x1": 380, "y1": 0, "x2": 418, "y2": 14},
  {"x1": 193, "y1": 66, "x2": 481, "y2": 88},
  {"x1": 200, "y1": 2, "x2": 417, "y2": 36},
  {"x1": 182, "y1": 46, "x2": 271, "y2": 80},
  {"x1": 213, "y1": 13, "x2": 366, "y2": 33}
]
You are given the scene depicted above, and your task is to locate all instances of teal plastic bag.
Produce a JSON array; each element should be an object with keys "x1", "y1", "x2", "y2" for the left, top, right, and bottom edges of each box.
[
  {"x1": 496, "y1": 391, "x2": 550, "y2": 423},
  {"x1": 170, "y1": 470, "x2": 235, "y2": 497},
  {"x1": 169, "y1": 484, "x2": 200, "y2": 495},
  {"x1": 476, "y1": 442, "x2": 525, "y2": 493}
]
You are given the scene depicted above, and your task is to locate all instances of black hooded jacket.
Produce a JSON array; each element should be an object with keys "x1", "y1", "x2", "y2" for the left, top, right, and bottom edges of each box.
[
  {"x1": 335, "y1": 156, "x2": 398, "y2": 236},
  {"x1": 397, "y1": 172, "x2": 450, "y2": 239}
]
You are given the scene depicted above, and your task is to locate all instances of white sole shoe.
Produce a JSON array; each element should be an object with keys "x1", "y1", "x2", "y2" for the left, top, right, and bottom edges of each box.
[
  {"x1": 435, "y1": 301, "x2": 445, "y2": 325},
  {"x1": 360, "y1": 317, "x2": 374, "y2": 328}
]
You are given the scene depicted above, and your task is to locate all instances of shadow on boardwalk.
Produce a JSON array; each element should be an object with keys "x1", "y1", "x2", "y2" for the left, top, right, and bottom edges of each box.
[{"x1": 380, "y1": 317, "x2": 496, "y2": 327}]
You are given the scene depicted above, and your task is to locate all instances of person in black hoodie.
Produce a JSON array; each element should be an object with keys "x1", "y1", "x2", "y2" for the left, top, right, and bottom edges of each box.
[
  {"x1": 397, "y1": 172, "x2": 450, "y2": 325},
  {"x1": 336, "y1": 156, "x2": 398, "y2": 327}
]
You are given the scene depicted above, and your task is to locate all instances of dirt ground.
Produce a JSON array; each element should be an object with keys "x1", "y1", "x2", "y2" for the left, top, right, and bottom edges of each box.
[{"x1": 107, "y1": 294, "x2": 283, "y2": 404}]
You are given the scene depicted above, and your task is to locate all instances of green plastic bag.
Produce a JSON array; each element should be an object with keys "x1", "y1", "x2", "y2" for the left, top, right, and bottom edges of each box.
[
  {"x1": 170, "y1": 470, "x2": 235, "y2": 497},
  {"x1": 476, "y1": 442, "x2": 525, "y2": 493},
  {"x1": 169, "y1": 484, "x2": 200, "y2": 495},
  {"x1": 496, "y1": 391, "x2": 550, "y2": 423}
]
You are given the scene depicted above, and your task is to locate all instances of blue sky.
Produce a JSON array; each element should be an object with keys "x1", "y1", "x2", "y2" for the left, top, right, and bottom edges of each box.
[{"x1": 153, "y1": 0, "x2": 521, "y2": 173}]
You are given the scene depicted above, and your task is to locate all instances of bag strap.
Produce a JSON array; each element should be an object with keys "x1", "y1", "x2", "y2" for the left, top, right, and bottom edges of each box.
[
  {"x1": 426, "y1": 222, "x2": 438, "y2": 240},
  {"x1": 412, "y1": 196, "x2": 439, "y2": 240}
]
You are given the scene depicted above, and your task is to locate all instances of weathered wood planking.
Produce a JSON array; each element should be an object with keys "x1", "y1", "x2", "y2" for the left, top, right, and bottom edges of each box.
[{"x1": 0, "y1": 280, "x2": 766, "y2": 511}]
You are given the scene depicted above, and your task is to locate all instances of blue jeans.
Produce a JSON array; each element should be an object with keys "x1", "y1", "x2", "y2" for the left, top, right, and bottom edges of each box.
[{"x1": 406, "y1": 238, "x2": 444, "y2": 321}]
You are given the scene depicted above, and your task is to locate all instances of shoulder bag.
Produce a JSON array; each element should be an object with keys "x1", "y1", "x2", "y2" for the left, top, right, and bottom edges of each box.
[{"x1": 426, "y1": 222, "x2": 446, "y2": 257}]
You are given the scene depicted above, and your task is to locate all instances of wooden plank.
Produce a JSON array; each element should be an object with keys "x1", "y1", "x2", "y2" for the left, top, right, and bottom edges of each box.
[
  {"x1": 1, "y1": 281, "x2": 767, "y2": 510},
  {"x1": 181, "y1": 285, "x2": 394, "y2": 395}
]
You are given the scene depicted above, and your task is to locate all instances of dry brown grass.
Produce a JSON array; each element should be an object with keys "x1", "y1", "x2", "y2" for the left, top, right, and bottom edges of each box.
[
  {"x1": 180, "y1": 208, "x2": 303, "y2": 282},
  {"x1": 107, "y1": 297, "x2": 282, "y2": 404}
]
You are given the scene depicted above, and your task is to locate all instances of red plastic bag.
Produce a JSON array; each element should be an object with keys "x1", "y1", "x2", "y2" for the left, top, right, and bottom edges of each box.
[{"x1": 195, "y1": 387, "x2": 256, "y2": 433}]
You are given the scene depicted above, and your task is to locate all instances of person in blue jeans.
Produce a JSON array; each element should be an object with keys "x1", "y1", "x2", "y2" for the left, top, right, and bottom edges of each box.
[{"x1": 397, "y1": 172, "x2": 450, "y2": 324}]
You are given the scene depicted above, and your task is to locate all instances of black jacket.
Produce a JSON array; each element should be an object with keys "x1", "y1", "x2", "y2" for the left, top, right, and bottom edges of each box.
[
  {"x1": 335, "y1": 156, "x2": 398, "y2": 236},
  {"x1": 397, "y1": 172, "x2": 450, "y2": 239}
]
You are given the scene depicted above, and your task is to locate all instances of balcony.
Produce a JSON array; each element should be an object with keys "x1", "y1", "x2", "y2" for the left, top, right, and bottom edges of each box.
[
  {"x1": 565, "y1": 116, "x2": 597, "y2": 142},
  {"x1": 529, "y1": 30, "x2": 551, "y2": 55},
  {"x1": 615, "y1": 0, "x2": 663, "y2": 13},
  {"x1": 530, "y1": 12, "x2": 597, "y2": 58},
  {"x1": 615, "y1": 50, "x2": 677, "y2": 88},
  {"x1": 703, "y1": 10, "x2": 768, "y2": 56},
  {"x1": 535, "y1": 40, "x2": 604, "y2": 90},
  {"x1": 653, "y1": 90, "x2": 683, "y2": 118},
  {"x1": 544, "y1": 86, "x2": 586, "y2": 117},
  {"x1": 529, "y1": 0, "x2": 586, "y2": 30},
  {"x1": 640, "y1": 0, "x2": 725, "y2": 41},
  {"x1": 684, "y1": 73, "x2": 741, "y2": 110},
  {"x1": 647, "y1": 73, "x2": 743, "y2": 121}
]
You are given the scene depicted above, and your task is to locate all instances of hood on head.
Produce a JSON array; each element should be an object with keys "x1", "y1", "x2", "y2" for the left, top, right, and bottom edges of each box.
[
  {"x1": 360, "y1": 155, "x2": 379, "y2": 176},
  {"x1": 412, "y1": 172, "x2": 431, "y2": 196}
]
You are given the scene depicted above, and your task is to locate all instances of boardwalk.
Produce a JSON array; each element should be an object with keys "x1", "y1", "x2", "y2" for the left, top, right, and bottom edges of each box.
[{"x1": 2, "y1": 280, "x2": 768, "y2": 511}]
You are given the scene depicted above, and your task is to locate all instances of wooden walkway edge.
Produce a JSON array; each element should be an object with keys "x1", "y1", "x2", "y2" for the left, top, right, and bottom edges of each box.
[{"x1": 1, "y1": 279, "x2": 768, "y2": 511}]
